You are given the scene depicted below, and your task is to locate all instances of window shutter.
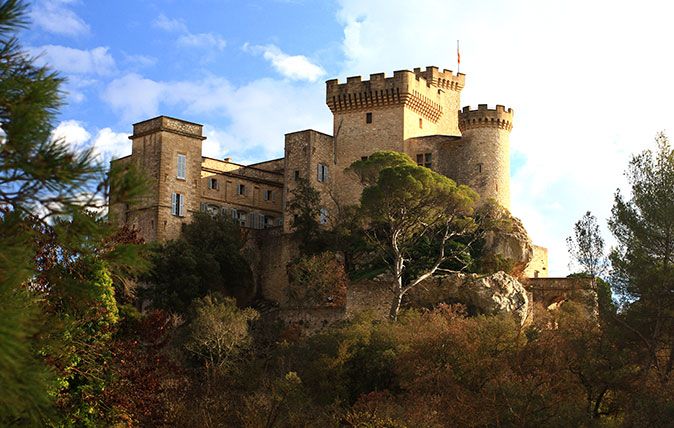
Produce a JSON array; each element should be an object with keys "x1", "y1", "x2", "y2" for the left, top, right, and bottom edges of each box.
[
  {"x1": 317, "y1": 164, "x2": 321, "y2": 181},
  {"x1": 231, "y1": 208, "x2": 238, "y2": 220},
  {"x1": 179, "y1": 194, "x2": 185, "y2": 216},
  {"x1": 248, "y1": 212, "x2": 254, "y2": 228},
  {"x1": 177, "y1": 155, "x2": 186, "y2": 179},
  {"x1": 172, "y1": 192, "x2": 177, "y2": 215},
  {"x1": 260, "y1": 214, "x2": 266, "y2": 229},
  {"x1": 324, "y1": 165, "x2": 329, "y2": 181},
  {"x1": 200, "y1": 202, "x2": 207, "y2": 212},
  {"x1": 221, "y1": 207, "x2": 228, "y2": 216}
]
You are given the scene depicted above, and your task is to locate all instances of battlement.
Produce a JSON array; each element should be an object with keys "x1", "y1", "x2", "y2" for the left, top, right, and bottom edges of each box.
[
  {"x1": 413, "y1": 66, "x2": 465, "y2": 91},
  {"x1": 326, "y1": 66, "x2": 464, "y2": 121},
  {"x1": 131, "y1": 115, "x2": 206, "y2": 140},
  {"x1": 459, "y1": 104, "x2": 514, "y2": 132}
]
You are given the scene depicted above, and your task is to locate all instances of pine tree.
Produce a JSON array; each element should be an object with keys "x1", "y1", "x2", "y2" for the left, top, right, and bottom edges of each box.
[{"x1": 609, "y1": 132, "x2": 674, "y2": 382}]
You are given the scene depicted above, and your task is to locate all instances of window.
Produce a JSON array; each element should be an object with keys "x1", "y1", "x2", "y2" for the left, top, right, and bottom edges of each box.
[
  {"x1": 366, "y1": 112, "x2": 372, "y2": 123},
  {"x1": 177, "y1": 154, "x2": 186, "y2": 179},
  {"x1": 416, "y1": 153, "x2": 432, "y2": 169},
  {"x1": 294, "y1": 170, "x2": 300, "y2": 180},
  {"x1": 231, "y1": 209, "x2": 246, "y2": 226},
  {"x1": 264, "y1": 190, "x2": 273, "y2": 201},
  {"x1": 419, "y1": 118, "x2": 423, "y2": 128},
  {"x1": 208, "y1": 177, "x2": 219, "y2": 190},
  {"x1": 171, "y1": 192, "x2": 184, "y2": 217},
  {"x1": 361, "y1": 156, "x2": 369, "y2": 161},
  {"x1": 237, "y1": 183, "x2": 246, "y2": 195},
  {"x1": 477, "y1": 163, "x2": 483, "y2": 173},
  {"x1": 319, "y1": 207, "x2": 328, "y2": 225},
  {"x1": 317, "y1": 163, "x2": 328, "y2": 182}
]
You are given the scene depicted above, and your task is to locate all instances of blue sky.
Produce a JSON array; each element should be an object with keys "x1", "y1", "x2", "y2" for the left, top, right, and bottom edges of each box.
[{"x1": 25, "y1": 0, "x2": 674, "y2": 275}]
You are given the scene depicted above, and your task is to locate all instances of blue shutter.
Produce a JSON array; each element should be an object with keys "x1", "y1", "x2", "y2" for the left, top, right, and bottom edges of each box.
[{"x1": 171, "y1": 192, "x2": 177, "y2": 215}]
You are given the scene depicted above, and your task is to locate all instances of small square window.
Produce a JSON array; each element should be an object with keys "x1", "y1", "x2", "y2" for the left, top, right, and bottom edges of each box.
[
  {"x1": 294, "y1": 170, "x2": 300, "y2": 180},
  {"x1": 416, "y1": 153, "x2": 432, "y2": 169},
  {"x1": 237, "y1": 184, "x2": 246, "y2": 195},
  {"x1": 361, "y1": 156, "x2": 369, "y2": 161},
  {"x1": 264, "y1": 190, "x2": 273, "y2": 201},
  {"x1": 366, "y1": 112, "x2": 372, "y2": 123},
  {"x1": 208, "y1": 177, "x2": 218, "y2": 190}
]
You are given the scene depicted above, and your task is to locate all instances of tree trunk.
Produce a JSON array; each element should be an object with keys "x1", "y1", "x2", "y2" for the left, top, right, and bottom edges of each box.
[{"x1": 389, "y1": 291, "x2": 403, "y2": 321}]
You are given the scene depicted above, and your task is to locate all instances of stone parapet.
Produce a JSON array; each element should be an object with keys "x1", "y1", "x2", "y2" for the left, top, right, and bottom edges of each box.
[
  {"x1": 131, "y1": 115, "x2": 205, "y2": 140},
  {"x1": 326, "y1": 66, "x2": 463, "y2": 122},
  {"x1": 459, "y1": 104, "x2": 514, "y2": 132}
]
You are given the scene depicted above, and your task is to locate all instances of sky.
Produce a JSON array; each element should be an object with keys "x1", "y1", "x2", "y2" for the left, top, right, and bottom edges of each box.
[{"x1": 23, "y1": 0, "x2": 674, "y2": 276}]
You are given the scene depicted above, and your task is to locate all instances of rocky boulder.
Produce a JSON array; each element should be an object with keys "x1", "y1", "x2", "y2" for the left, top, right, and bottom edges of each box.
[
  {"x1": 407, "y1": 271, "x2": 530, "y2": 325},
  {"x1": 477, "y1": 202, "x2": 534, "y2": 277}
]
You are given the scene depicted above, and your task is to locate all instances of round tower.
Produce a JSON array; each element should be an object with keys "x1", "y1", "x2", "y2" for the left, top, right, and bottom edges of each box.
[{"x1": 457, "y1": 104, "x2": 513, "y2": 210}]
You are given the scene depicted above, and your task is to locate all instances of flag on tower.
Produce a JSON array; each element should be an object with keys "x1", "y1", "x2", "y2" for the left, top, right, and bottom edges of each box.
[{"x1": 457, "y1": 40, "x2": 461, "y2": 65}]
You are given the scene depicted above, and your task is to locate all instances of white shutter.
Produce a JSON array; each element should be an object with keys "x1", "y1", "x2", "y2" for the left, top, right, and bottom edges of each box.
[
  {"x1": 231, "y1": 208, "x2": 238, "y2": 220},
  {"x1": 317, "y1": 164, "x2": 321, "y2": 181},
  {"x1": 260, "y1": 214, "x2": 266, "y2": 229},
  {"x1": 171, "y1": 192, "x2": 177, "y2": 215},
  {"x1": 248, "y1": 212, "x2": 254, "y2": 228},
  {"x1": 177, "y1": 154, "x2": 186, "y2": 179},
  {"x1": 324, "y1": 164, "x2": 329, "y2": 181},
  {"x1": 179, "y1": 194, "x2": 185, "y2": 216}
]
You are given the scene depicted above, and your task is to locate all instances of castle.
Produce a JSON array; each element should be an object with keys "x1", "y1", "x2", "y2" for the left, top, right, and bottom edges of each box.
[{"x1": 110, "y1": 66, "x2": 557, "y2": 309}]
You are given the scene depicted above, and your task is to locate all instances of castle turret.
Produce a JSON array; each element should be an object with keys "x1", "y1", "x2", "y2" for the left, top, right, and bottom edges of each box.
[
  {"x1": 455, "y1": 104, "x2": 513, "y2": 209},
  {"x1": 325, "y1": 66, "x2": 465, "y2": 206}
]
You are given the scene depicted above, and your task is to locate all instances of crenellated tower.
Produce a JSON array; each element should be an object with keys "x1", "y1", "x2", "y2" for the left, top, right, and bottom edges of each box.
[
  {"x1": 454, "y1": 104, "x2": 513, "y2": 209},
  {"x1": 325, "y1": 66, "x2": 465, "y2": 205}
]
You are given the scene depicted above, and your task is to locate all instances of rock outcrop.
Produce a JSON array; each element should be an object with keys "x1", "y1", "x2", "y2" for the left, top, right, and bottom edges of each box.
[
  {"x1": 481, "y1": 216, "x2": 534, "y2": 277},
  {"x1": 407, "y1": 271, "x2": 530, "y2": 325}
]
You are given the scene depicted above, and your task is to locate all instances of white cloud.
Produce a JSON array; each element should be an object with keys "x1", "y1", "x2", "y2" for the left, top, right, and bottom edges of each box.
[
  {"x1": 100, "y1": 73, "x2": 331, "y2": 162},
  {"x1": 123, "y1": 53, "x2": 157, "y2": 69},
  {"x1": 92, "y1": 128, "x2": 131, "y2": 161},
  {"x1": 31, "y1": 0, "x2": 89, "y2": 36},
  {"x1": 102, "y1": 73, "x2": 164, "y2": 122},
  {"x1": 244, "y1": 43, "x2": 326, "y2": 82},
  {"x1": 52, "y1": 120, "x2": 91, "y2": 149},
  {"x1": 30, "y1": 45, "x2": 116, "y2": 76},
  {"x1": 153, "y1": 13, "x2": 226, "y2": 52},
  {"x1": 51, "y1": 120, "x2": 130, "y2": 162},
  {"x1": 152, "y1": 14, "x2": 187, "y2": 33},
  {"x1": 178, "y1": 33, "x2": 227, "y2": 51}
]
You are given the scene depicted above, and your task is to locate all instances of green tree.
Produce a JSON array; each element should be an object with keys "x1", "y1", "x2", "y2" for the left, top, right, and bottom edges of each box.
[
  {"x1": 609, "y1": 132, "x2": 674, "y2": 382},
  {"x1": 185, "y1": 294, "x2": 259, "y2": 372},
  {"x1": 0, "y1": 2, "x2": 146, "y2": 423},
  {"x1": 567, "y1": 211, "x2": 608, "y2": 278},
  {"x1": 350, "y1": 151, "x2": 478, "y2": 320},
  {"x1": 147, "y1": 212, "x2": 255, "y2": 313}
]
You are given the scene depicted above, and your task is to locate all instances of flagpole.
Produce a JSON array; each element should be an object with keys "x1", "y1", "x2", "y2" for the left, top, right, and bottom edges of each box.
[{"x1": 457, "y1": 40, "x2": 460, "y2": 74}]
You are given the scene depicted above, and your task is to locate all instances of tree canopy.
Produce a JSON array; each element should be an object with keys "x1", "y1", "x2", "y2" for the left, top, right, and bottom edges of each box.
[
  {"x1": 609, "y1": 132, "x2": 674, "y2": 382},
  {"x1": 350, "y1": 151, "x2": 478, "y2": 320}
]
